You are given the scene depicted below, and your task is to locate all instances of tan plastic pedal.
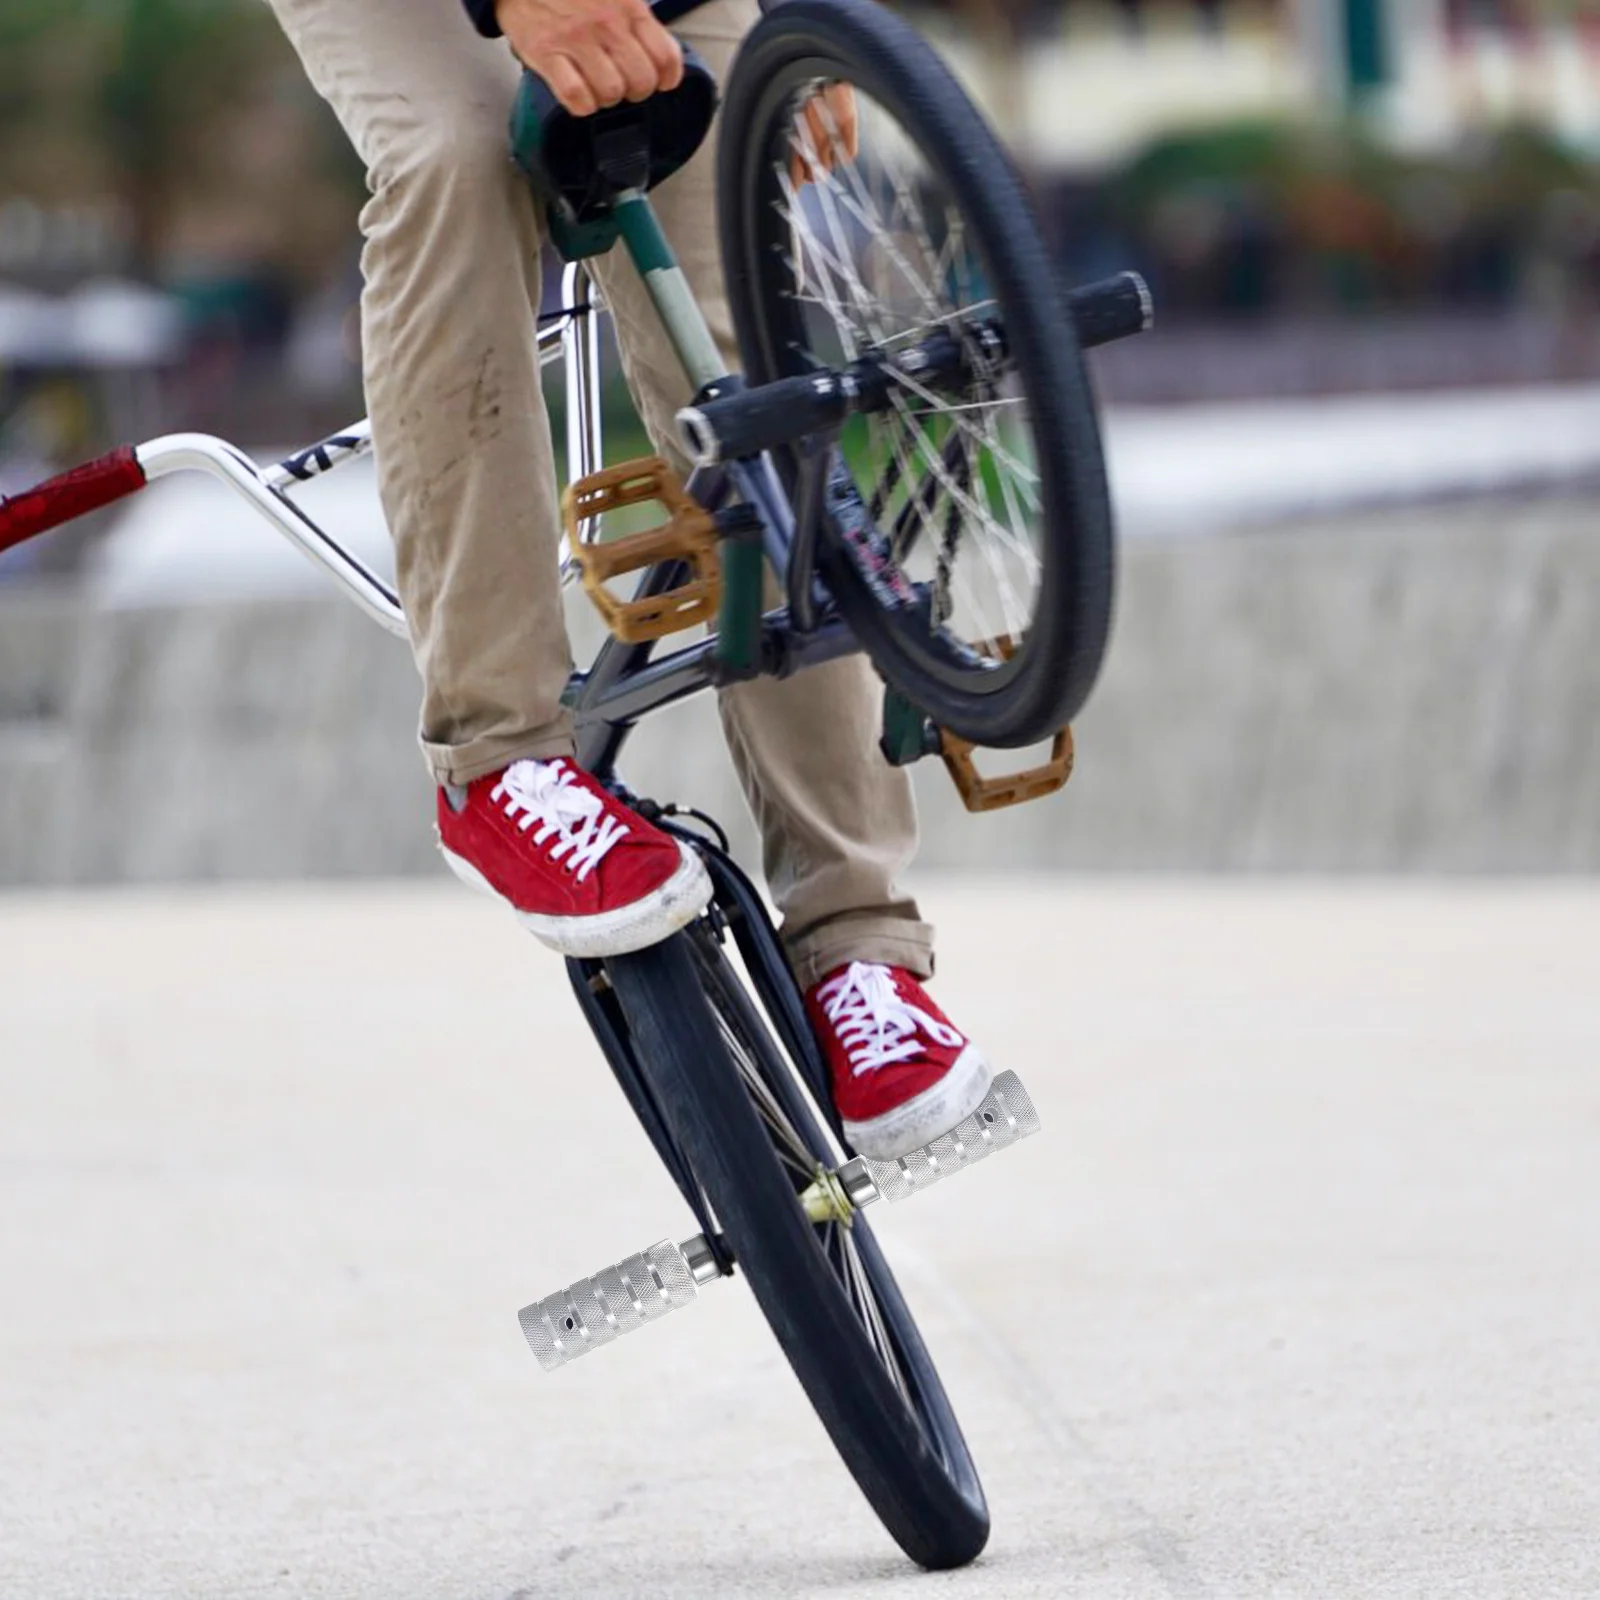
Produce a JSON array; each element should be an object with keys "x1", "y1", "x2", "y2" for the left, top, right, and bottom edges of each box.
[
  {"x1": 936, "y1": 634, "x2": 1073, "y2": 811},
  {"x1": 562, "y1": 457, "x2": 721, "y2": 642},
  {"x1": 940, "y1": 726, "x2": 1074, "y2": 812}
]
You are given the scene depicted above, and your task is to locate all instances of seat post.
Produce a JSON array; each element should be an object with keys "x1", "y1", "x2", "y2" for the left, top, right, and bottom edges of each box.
[{"x1": 610, "y1": 188, "x2": 728, "y2": 395}]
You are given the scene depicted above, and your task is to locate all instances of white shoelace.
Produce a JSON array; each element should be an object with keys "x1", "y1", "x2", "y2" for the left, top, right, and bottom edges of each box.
[
  {"x1": 491, "y1": 759, "x2": 628, "y2": 883},
  {"x1": 815, "y1": 961, "x2": 963, "y2": 1076}
]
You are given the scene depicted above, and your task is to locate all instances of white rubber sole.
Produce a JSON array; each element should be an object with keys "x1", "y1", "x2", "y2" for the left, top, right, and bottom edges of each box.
[
  {"x1": 843, "y1": 1043, "x2": 996, "y2": 1162},
  {"x1": 439, "y1": 841, "x2": 713, "y2": 958}
]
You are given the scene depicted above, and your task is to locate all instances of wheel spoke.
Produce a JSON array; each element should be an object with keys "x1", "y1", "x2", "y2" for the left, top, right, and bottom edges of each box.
[
  {"x1": 768, "y1": 88, "x2": 1046, "y2": 662},
  {"x1": 840, "y1": 1231, "x2": 913, "y2": 1407},
  {"x1": 711, "y1": 1008, "x2": 817, "y2": 1181}
]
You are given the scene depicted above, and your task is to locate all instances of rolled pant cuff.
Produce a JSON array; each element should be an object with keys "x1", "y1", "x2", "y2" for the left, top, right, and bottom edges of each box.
[
  {"x1": 785, "y1": 915, "x2": 937, "y2": 991},
  {"x1": 423, "y1": 722, "x2": 576, "y2": 788}
]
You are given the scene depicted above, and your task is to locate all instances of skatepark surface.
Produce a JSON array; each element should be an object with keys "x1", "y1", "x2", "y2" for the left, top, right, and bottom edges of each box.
[{"x1": 3, "y1": 877, "x2": 1598, "y2": 1598}]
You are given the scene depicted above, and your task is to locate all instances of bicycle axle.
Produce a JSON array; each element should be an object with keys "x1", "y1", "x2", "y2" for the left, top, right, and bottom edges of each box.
[{"x1": 677, "y1": 271, "x2": 1151, "y2": 467}]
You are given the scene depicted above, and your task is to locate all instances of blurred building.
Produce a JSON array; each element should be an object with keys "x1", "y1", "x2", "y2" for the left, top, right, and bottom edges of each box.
[
  {"x1": 927, "y1": 1, "x2": 1600, "y2": 165},
  {"x1": 1385, "y1": 0, "x2": 1600, "y2": 151}
]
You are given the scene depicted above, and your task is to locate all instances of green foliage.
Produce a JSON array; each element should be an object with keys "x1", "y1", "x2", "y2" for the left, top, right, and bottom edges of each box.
[
  {"x1": 101, "y1": 0, "x2": 282, "y2": 174},
  {"x1": 1106, "y1": 114, "x2": 1600, "y2": 316},
  {"x1": 0, "y1": 0, "x2": 310, "y2": 267}
]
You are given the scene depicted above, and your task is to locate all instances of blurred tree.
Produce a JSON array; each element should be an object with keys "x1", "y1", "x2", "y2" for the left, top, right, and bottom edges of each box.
[
  {"x1": 103, "y1": 0, "x2": 290, "y2": 271},
  {"x1": 1107, "y1": 112, "x2": 1600, "y2": 319},
  {"x1": 0, "y1": 0, "x2": 306, "y2": 274}
]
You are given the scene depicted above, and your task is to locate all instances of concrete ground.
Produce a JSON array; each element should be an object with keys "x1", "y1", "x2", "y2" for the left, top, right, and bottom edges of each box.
[{"x1": 2, "y1": 878, "x2": 1597, "y2": 1599}]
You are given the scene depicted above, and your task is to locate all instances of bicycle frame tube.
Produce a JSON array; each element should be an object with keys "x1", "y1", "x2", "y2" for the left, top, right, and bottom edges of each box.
[
  {"x1": 137, "y1": 432, "x2": 407, "y2": 635},
  {"x1": 128, "y1": 413, "x2": 841, "y2": 767},
  {"x1": 83, "y1": 254, "x2": 831, "y2": 788},
  {"x1": 572, "y1": 613, "x2": 862, "y2": 780},
  {"x1": 559, "y1": 264, "x2": 606, "y2": 528},
  {"x1": 609, "y1": 188, "x2": 791, "y2": 671},
  {"x1": 136, "y1": 264, "x2": 605, "y2": 632},
  {"x1": 562, "y1": 460, "x2": 850, "y2": 779},
  {"x1": 612, "y1": 190, "x2": 724, "y2": 393}
]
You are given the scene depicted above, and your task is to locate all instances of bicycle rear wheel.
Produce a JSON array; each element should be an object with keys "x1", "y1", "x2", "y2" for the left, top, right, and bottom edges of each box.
[
  {"x1": 718, "y1": 0, "x2": 1114, "y2": 746},
  {"x1": 604, "y1": 928, "x2": 989, "y2": 1569}
]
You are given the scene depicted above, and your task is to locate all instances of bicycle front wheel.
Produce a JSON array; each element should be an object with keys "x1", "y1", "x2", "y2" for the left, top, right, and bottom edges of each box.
[
  {"x1": 718, "y1": 0, "x2": 1115, "y2": 746},
  {"x1": 605, "y1": 929, "x2": 989, "y2": 1569}
]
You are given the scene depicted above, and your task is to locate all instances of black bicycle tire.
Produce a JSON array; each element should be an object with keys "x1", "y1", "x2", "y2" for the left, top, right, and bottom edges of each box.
[
  {"x1": 717, "y1": 0, "x2": 1115, "y2": 745},
  {"x1": 684, "y1": 930, "x2": 984, "y2": 1502},
  {"x1": 605, "y1": 933, "x2": 990, "y2": 1569}
]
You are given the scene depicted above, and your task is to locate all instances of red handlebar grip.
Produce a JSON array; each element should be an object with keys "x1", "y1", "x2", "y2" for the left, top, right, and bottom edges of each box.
[{"x1": 0, "y1": 446, "x2": 147, "y2": 555}]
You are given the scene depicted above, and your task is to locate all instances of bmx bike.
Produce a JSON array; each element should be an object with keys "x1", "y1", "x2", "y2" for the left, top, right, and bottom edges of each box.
[{"x1": 0, "y1": 0, "x2": 1149, "y2": 1568}]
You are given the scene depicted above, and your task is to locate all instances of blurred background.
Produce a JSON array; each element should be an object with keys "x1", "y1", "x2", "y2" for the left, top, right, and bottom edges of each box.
[
  {"x1": 1, "y1": 0, "x2": 1598, "y2": 878},
  {"x1": 6, "y1": 11, "x2": 1600, "y2": 1594}
]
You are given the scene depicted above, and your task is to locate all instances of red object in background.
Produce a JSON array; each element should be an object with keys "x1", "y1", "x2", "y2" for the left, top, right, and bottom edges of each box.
[{"x1": 0, "y1": 446, "x2": 147, "y2": 555}]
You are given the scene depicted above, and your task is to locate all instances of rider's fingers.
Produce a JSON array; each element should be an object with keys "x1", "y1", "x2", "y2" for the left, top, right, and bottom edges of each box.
[
  {"x1": 787, "y1": 84, "x2": 858, "y2": 189},
  {"x1": 829, "y1": 83, "x2": 859, "y2": 162},
  {"x1": 788, "y1": 101, "x2": 826, "y2": 189},
  {"x1": 807, "y1": 100, "x2": 831, "y2": 166},
  {"x1": 542, "y1": 52, "x2": 599, "y2": 117},
  {"x1": 798, "y1": 101, "x2": 833, "y2": 183},
  {"x1": 570, "y1": 40, "x2": 628, "y2": 109},
  {"x1": 606, "y1": 30, "x2": 661, "y2": 102},
  {"x1": 632, "y1": 15, "x2": 684, "y2": 91},
  {"x1": 810, "y1": 85, "x2": 857, "y2": 171}
]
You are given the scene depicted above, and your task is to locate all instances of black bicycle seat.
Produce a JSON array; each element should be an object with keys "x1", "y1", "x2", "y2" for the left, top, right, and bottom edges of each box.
[{"x1": 510, "y1": 45, "x2": 718, "y2": 228}]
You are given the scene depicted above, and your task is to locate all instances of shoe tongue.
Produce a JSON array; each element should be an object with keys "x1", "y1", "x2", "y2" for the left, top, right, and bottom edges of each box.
[
  {"x1": 838, "y1": 959, "x2": 888, "y2": 991},
  {"x1": 506, "y1": 756, "x2": 561, "y2": 784},
  {"x1": 505, "y1": 758, "x2": 598, "y2": 827},
  {"x1": 858, "y1": 962, "x2": 900, "y2": 1007}
]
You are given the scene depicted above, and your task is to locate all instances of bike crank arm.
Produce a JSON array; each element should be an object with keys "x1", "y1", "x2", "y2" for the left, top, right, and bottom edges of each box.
[{"x1": 517, "y1": 1071, "x2": 1039, "y2": 1371}]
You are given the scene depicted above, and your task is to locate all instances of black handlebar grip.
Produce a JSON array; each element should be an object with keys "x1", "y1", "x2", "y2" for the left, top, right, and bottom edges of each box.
[
  {"x1": 678, "y1": 373, "x2": 852, "y2": 465},
  {"x1": 1065, "y1": 271, "x2": 1153, "y2": 350}
]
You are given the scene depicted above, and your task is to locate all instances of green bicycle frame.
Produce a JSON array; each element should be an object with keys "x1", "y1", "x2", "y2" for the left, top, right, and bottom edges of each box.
[{"x1": 607, "y1": 190, "x2": 766, "y2": 677}]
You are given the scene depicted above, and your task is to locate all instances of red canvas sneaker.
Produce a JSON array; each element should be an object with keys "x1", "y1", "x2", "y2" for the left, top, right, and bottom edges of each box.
[
  {"x1": 805, "y1": 961, "x2": 994, "y2": 1160},
  {"x1": 437, "y1": 757, "x2": 711, "y2": 958}
]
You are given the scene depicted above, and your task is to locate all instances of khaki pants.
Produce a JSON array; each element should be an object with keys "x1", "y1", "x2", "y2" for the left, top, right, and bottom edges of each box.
[{"x1": 267, "y1": 0, "x2": 933, "y2": 984}]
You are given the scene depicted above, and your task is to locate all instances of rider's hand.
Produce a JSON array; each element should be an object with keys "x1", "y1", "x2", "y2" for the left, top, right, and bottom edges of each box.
[
  {"x1": 791, "y1": 83, "x2": 859, "y2": 188},
  {"x1": 496, "y1": 0, "x2": 683, "y2": 117}
]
